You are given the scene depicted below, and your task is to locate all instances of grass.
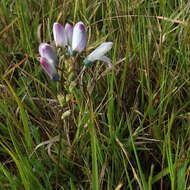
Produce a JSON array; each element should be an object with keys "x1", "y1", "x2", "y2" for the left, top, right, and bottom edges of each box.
[{"x1": 0, "y1": 0, "x2": 190, "y2": 189}]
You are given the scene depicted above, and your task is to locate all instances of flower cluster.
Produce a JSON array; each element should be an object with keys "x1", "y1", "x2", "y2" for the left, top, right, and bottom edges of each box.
[{"x1": 38, "y1": 21, "x2": 113, "y2": 81}]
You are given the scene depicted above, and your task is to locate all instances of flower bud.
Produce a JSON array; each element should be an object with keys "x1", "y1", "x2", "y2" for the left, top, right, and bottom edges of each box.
[
  {"x1": 65, "y1": 23, "x2": 73, "y2": 46},
  {"x1": 40, "y1": 57, "x2": 59, "y2": 81},
  {"x1": 72, "y1": 22, "x2": 86, "y2": 54},
  {"x1": 39, "y1": 43, "x2": 58, "y2": 66},
  {"x1": 53, "y1": 23, "x2": 67, "y2": 48}
]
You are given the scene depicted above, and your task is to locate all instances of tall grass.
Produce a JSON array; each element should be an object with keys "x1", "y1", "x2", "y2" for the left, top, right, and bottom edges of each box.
[{"x1": 0, "y1": 0, "x2": 190, "y2": 189}]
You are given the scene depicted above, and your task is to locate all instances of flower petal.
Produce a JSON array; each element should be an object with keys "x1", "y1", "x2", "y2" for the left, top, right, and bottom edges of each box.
[
  {"x1": 65, "y1": 23, "x2": 73, "y2": 46},
  {"x1": 39, "y1": 43, "x2": 58, "y2": 66},
  {"x1": 98, "y1": 56, "x2": 112, "y2": 70},
  {"x1": 72, "y1": 21, "x2": 86, "y2": 53},
  {"x1": 40, "y1": 57, "x2": 59, "y2": 81},
  {"x1": 53, "y1": 23, "x2": 67, "y2": 48},
  {"x1": 85, "y1": 42, "x2": 113, "y2": 62},
  {"x1": 83, "y1": 55, "x2": 112, "y2": 69}
]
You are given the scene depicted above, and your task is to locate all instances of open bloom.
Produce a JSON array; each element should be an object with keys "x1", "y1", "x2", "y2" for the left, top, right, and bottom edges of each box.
[
  {"x1": 83, "y1": 42, "x2": 113, "y2": 69},
  {"x1": 39, "y1": 43, "x2": 59, "y2": 81},
  {"x1": 72, "y1": 22, "x2": 86, "y2": 54},
  {"x1": 53, "y1": 23, "x2": 67, "y2": 48}
]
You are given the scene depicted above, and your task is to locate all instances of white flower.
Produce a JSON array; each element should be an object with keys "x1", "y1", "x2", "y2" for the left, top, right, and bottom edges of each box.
[{"x1": 83, "y1": 42, "x2": 113, "y2": 69}]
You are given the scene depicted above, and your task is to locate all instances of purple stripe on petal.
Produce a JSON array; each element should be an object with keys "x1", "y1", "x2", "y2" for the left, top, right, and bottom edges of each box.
[
  {"x1": 72, "y1": 21, "x2": 86, "y2": 54},
  {"x1": 39, "y1": 43, "x2": 58, "y2": 66},
  {"x1": 40, "y1": 57, "x2": 59, "y2": 81}
]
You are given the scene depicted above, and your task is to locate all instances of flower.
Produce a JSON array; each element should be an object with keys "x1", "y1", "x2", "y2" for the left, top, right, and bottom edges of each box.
[
  {"x1": 83, "y1": 42, "x2": 113, "y2": 69},
  {"x1": 39, "y1": 43, "x2": 58, "y2": 66},
  {"x1": 53, "y1": 23, "x2": 67, "y2": 48},
  {"x1": 65, "y1": 23, "x2": 73, "y2": 46},
  {"x1": 71, "y1": 21, "x2": 86, "y2": 54},
  {"x1": 40, "y1": 57, "x2": 59, "y2": 81},
  {"x1": 39, "y1": 43, "x2": 59, "y2": 81}
]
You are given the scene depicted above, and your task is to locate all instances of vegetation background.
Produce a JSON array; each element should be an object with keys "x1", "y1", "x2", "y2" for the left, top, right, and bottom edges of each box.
[{"x1": 0, "y1": 0, "x2": 190, "y2": 189}]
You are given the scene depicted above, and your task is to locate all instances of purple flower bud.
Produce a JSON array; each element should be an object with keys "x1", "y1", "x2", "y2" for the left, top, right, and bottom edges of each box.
[
  {"x1": 39, "y1": 43, "x2": 58, "y2": 66},
  {"x1": 53, "y1": 23, "x2": 67, "y2": 48},
  {"x1": 72, "y1": 21, "x2": 86, "y2": 54},
  {"x1": 40, "y1": 57, "x2": 59, "y2": 81},
  {"x1": 65, "y1": 23, "x2": 73, "y2": 46}
]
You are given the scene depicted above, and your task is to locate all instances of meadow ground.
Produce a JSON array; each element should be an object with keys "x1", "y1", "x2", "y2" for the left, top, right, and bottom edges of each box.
[{"x1": 0, "y1": 0, "x2": 190, "y2": 189}]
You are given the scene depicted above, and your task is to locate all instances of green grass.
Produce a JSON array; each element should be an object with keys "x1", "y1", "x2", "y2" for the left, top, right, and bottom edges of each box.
[{"x1": 0, "y1": 0, "x2": 190, "y2": 189}]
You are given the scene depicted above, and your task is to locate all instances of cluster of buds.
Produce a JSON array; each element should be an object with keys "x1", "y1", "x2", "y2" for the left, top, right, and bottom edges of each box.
[{"x1": 38, "y1": 21, "x2": 113, "y2": 81}]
